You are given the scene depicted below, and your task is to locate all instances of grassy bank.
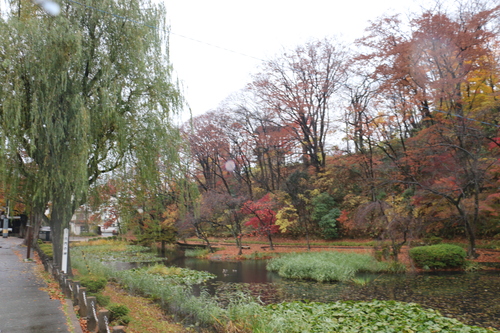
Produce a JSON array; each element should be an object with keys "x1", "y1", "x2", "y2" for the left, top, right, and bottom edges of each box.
[
  {"x1": 70, "y1": 240, "x2": 223, "y2": 329},
  {"x1": 101, "y1": 283, "x2": 188, "y2": 333}
]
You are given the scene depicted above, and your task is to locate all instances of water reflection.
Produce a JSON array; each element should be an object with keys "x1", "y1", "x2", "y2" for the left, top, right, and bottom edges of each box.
[
  {"x1": 113, "y1": 249, "x2": 500, "y2": 330},
  {"x1": 169, "y1": 252, "x2": 500, "y2": 330},
  {"x1": 206, "y1": 271, "x2": 500, "y2": 330}
]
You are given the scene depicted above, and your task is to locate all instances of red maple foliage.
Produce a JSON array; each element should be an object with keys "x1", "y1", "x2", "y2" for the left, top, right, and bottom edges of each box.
[{"x1": 241, "y1": 194, "x2": 280, "y2": 235}]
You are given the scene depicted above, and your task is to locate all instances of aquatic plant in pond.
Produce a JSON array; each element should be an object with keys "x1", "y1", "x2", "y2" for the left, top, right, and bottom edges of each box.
[
  {"x1": 267, "y1": 251, "x2": 389, "y2": 282},
  {"x1": 184, "y1": 248, "x2": 210, "y2": 258},
  {"x1": 71, "y1": 240, "x2": 163, "y2": 263},
  {"x1": 351, "y1": 276, "x2": 374, "y2": 286},
  {"x1": 71, "y1": 241, "x2": 499, "y2": 330},
  {"x1": 242, "y1": 300, "x2": 498, "y2": 333},
  {"x1": 127, "y1": 264, "x2": 216, "y2": 285}
]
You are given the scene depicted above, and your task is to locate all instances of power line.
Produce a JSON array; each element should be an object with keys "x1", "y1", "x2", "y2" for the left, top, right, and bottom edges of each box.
[
  {"x1": 46, "y1": 1, "x2": 500, "y2": 126},
  {"x1": 65, "y1": 0, "x2": 263, "y2": 62},
  {"x1": 168, "y1": 32, "x2": 263, "y2": 61}
]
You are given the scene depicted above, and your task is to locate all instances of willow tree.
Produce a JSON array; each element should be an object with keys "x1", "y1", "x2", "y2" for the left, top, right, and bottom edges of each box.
[{"x1": 0, "y1": 0, "x2": 182, "y2": 268}]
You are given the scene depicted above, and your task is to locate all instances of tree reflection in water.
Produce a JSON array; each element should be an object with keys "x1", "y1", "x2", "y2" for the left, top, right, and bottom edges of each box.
[
  {"x1": 163, "y1": 250, "x2": 500, "y2": 330},
  {"x1": 198, "y1": 261, "x2": 500, "y2": 330}
]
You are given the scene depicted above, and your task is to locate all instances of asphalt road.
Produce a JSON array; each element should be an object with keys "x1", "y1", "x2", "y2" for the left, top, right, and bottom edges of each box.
[{"x1": 0, "y1": 236, "x2": 80, "y2": 333}]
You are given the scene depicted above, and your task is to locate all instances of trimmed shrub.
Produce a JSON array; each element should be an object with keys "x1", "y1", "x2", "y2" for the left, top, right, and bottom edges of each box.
[
  {"x1": 38, "y1": 243, "x2": 54, "y2": 259},
  {"x1": 95, "y1": 294, "x2": 111, "y2": 307},
  {"x1": 409, "y1": 244, "x2": 466, "y2": 269},
  {"x1": 108, "y1": 304, "x2": 131, "y2": 325},
  {"x1": 79, "y1": 276, "x2": 108, "y2": 293}
]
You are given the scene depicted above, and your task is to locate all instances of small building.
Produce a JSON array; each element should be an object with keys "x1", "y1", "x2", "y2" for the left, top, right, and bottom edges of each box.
[{"x1": 70, "y1": 205, "x2": 92, "y2": 235}]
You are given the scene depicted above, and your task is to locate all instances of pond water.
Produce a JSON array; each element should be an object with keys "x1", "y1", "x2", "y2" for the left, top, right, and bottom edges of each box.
[{"x1": 119, "y1": 249, "x2": 500, "y2": 330}]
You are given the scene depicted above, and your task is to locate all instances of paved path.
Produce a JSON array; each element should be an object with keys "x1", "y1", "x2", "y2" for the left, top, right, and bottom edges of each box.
[{"x1": 0, "y1": 236, "x2": 80, "y2": 333}]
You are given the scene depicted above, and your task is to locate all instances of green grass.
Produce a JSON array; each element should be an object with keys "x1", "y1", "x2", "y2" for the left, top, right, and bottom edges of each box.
[
  {"x1": 475, "y1": 240, "x2": 500, "y2": 250},
  {"x1": 184, "y1": 248, "x2": 210, "y2": 258},
  {"x1": 267, "y1": 252, "x2": 392, "y2": 282},
  {"x1": 350, "y1": 276, "x2": 375, "y2": 286},
  {"x1": 114, "y1": 268, "x2": 223, "y2": 326},
  {"x1": 129, "y1": 264, "x2": 216, "y2": 285},
  {"x1": 239, "y1": 251, "x2": 281, "y2": 260}
]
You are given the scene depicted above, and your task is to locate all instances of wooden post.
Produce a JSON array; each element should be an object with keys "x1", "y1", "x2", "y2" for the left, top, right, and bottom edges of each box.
[
  {"x1": 26, "y1": 226, "x2": 32, "y2": 259},
  {"x1": 78, "y1": 287, "x2": 87, "y2": 317},
  {"x1": 98, "y1": 309, "x2": 110, "y2": 333},
  {"x1": 66, "y1": 278, "x2": 73, "y2": 299},
  {"x1": 72, "y1": 281, "x2": 80, "y2": 306},
  {"x1": 86, "y1": 297, "x2": 97, "y2": 332},
  {"x1": 59, "y1": 272, "x2": 65, "y2": 290},
  {"x1": 54, "y1": 266, "x2": 59, "y2": 278}
]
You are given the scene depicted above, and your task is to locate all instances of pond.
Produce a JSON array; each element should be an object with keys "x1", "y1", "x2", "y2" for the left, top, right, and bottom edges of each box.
[{"x1": 117, "y1": 249, "x2": 500, "y2": 330}]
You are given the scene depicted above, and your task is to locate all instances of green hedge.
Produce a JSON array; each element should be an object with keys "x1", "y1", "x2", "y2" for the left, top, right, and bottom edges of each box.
[
  {"x1": 409, "y1": 244, "x2": 466, "y2": 269},
  {"x1": 38, "y1": 242, "x2": 54, "y2": 259},
  {"x1": 79, "y1": 276, "x2": 108, "y2": 293}
]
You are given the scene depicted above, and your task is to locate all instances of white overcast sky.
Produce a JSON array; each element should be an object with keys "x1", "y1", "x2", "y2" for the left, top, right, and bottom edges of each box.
[
  {"x1": 164, "y1": 0, "x2": 427, "y2": 121},
  {"x1": 1, "y1": 0, "x2": 433, "y2": 120}
]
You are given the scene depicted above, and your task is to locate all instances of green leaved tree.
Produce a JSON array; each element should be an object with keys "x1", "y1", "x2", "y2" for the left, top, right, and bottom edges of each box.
[
  {"x1": 0, "y1": 0, "x2": 182, "y2": 269},
  {"x1": 311, "y1": 192, "x2": 340, "y2": 239}
]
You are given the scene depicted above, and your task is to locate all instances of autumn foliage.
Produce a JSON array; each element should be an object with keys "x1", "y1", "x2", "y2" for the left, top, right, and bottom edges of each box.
[
  {"x1": 26, "y1": 1, "x2": 498, "y2": 261},
  {"x1": 242, "y1": 194, "x2": 280, "y2": 235},
  {"x1": 176, "y1": 2, "x2": 500, "y2": 259}
]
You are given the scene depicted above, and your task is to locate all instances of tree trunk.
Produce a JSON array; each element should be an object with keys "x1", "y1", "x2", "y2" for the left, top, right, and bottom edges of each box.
[
  {"x1": 50, "y1": 193, "x2": 74, "y2": 275},
  {"x1": 161, "y1": 240, "x2": 166, "y2": 256},
  {"x1": 267, "y1": 231, "x2": 274, "y2": 251},
  {"x1": 25, "y1": 207, "x2": 43, "y2": 248},
  {"x1": 301, "y1": 217, "x2": 311, "y2": 250},
  {"x1": 457, "y1": 203, "x2": 477, "y2": 258},
  {"x1": 236, "y1": 237, "x2": 243, "y2": 256},
  {"x1": 464, "y1": 216, "x2": 477, "y2": 259},
  {"x1": 203, "y1": 236, "x2": 214, "y2": 253}
]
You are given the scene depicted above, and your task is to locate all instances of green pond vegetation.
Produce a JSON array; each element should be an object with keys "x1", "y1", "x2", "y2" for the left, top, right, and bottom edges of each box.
[
  {"x1": 69, "y1": 240, "x2": 498, "y2": 332},
  {"x1": 245, "y1": 300, "x2": 496, "y2": 333},
  {"x1": 71, "y1": 239, "x2": 163, "y2": 263},
  {"x1": 266, "y1": 251, "x2": 405, "y2": 282},
  {"x1": 184, "y1": 248, "x2": 211, "y2": 258}
]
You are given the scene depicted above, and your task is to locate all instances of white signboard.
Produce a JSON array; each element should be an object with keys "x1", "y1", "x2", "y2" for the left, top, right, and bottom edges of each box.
[{"x1": 62, "y1": 228, "x2": 69, "y2": 274}]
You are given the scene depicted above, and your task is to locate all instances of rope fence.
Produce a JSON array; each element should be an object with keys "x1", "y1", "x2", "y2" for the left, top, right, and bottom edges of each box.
[{"x1": 35, "y1": 246, "x2": 125, "y2": 333}]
